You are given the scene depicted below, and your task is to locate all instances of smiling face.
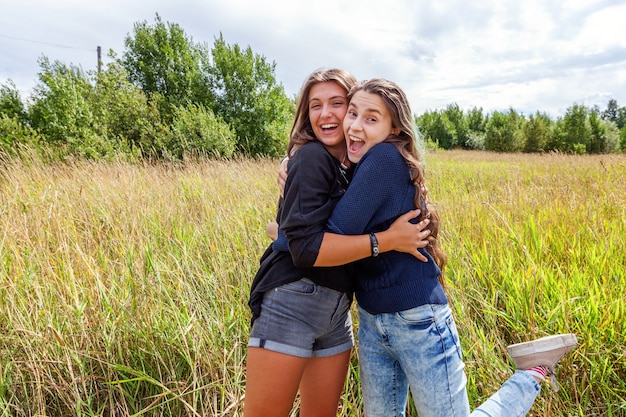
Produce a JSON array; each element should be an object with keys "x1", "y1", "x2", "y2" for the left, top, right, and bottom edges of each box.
[
  {"x1": 344, "y1": 90, "x2": 399, "y2": 163},
  {"x1": 308, "y1": 81, "x2": 349, "y2": 160}
]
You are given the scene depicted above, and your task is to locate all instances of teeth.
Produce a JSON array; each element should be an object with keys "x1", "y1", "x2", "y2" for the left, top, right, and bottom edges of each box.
[
  {"x1": 349, "y1": 135, "x2": 363, "y2": 142},
  {"x1": 321, "y1": 124, "x2": 338, "y2": 129}
]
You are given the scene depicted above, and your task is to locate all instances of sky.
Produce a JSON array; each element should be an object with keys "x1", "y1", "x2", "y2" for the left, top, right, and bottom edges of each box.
[{"x1": 1, "y1": 0, "x2": 626, "y2": 118}]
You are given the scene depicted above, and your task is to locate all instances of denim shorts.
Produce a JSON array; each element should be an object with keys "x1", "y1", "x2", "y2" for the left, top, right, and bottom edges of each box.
[{"x1": 248, "y1": 278, "x2": 354, "y2": 358}]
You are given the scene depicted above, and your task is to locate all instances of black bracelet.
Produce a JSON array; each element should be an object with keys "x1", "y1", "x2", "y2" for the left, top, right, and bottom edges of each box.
[{"x1": 369, "y1": 232, "x2": 379, "y2": 257}]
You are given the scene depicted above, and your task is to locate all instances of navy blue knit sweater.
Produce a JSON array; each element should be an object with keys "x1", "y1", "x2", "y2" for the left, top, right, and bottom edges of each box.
[{"x1": 326, "y1": 142, "x2": 447, "y2": 314}]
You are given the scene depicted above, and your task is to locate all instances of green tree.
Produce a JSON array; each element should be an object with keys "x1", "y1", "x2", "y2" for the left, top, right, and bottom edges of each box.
[
  {"x1": 443, "y1": 103, "x2": 470, "y2": 148},
  {"x1": 559, "y1": 104, "x2": 590, "y2": 154},
  {"x1": 466, "y1": 106, "x2": 487, "y2": 133},
  {"x1": 0, "y1": 80, "x2": 34, "y2": 157},
  {"x1": 599, "y1": 99, "x2": 626, "y2": 129},
  {"x1": 601, "y1": 99, "x2": 619, "y2": 124},
  {"x1": 416, "y1": 110, "x2": 455, "y2": 149},
  {"x1": 28, "y1": 57, "x2": 119, "y2": 159},
  {"x1": 92, "y1": 55, "x2": 160, "y2": 157},
  {"x1": 588, "y1": 110, "x2": 606, "y2": 154},
  {"x1": 163, "y1": 103, "x2": 236, "y2": 160},
  {"x1": 122, "y1": 14, "x2": 213, "y2": 121},
  {"x1": 464, "y1": 107, "x2": 487, "y2": 150},
  {"x1": 0, "y1": 114, "x2": 41, "y2": 157},
  {"x1": 547, "y1": 119, "x2": 567, "y2": 152},
  {"x1": 208, "y1": 33, "x2": 291, "y2": 157},
  {"x1": 522, "y1": 111, "x2": 552, "y2": 153},
  {"x1": 484, "y1": 109, "x2": 523, "y2": 152},
  {"x1": 588, "y1": 110, "x2": 620, "y2": 154},
  {"x1": 603, "y1": 120, "x2": 621, "y2": 153},
  {"x1": 618, "y1": 107, "x2": 626, "y2": 130},
  {"x1": 0, "y1": 80, "x2": 26, "y2": 120}
]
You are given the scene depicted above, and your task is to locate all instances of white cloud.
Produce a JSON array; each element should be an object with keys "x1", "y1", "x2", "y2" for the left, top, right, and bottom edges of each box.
[{"x1": 1, "y1": 0, "x2": 624, "y2": 117}]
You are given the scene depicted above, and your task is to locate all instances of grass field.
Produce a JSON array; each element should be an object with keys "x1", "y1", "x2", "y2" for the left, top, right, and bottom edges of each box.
[{"x1": 0, "y1": 150, "x2": 624, "y2": 416}]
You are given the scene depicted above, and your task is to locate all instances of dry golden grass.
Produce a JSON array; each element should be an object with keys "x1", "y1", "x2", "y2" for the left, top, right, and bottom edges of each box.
[{"x1": 0, "y1": 151, "x2": 624, "y2": 416}]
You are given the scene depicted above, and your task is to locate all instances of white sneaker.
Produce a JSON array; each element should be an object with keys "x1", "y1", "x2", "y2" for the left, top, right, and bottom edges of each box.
[{"x1": 507, "y1": 333, "x2": 577, "y2": 392}]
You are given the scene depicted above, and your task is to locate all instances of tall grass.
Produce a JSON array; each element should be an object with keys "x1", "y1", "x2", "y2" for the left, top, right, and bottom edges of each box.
[{"x1": 0, "y1": 150, "x2": 624, "y2": 416}]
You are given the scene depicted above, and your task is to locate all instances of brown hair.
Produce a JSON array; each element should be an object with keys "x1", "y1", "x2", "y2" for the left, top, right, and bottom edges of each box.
[
  {"x1": 287, "y1": 68, "x2": 357, "y2": 156},
  {"x1": 349, "y1": 78, "x2": 447, "y2": 283}
]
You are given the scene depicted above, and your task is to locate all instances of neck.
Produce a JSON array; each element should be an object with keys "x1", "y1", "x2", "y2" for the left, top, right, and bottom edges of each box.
[{"x1": 326, "y1": 144, "x2": 347, "y2": 165}]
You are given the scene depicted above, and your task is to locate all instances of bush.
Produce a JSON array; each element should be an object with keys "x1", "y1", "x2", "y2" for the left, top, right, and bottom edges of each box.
[
  {"x1": 90, "y1": 58, "x2": 161, "y2": 160},
  {"x1": 163, "y1": 104, "x2": 236, "y2": 160},
  {"x1": 27, "y1": 58, "x2": 123, "y2": 159},
  {"x1": 484, "y1": 109, "x2": 523, "y2": 152},
  {"x1": 0, "y1": 115, "x2": 41, "y2": 157},
  {"x1": 0, "y1": 80, "x2": 26, "y2": 120}
]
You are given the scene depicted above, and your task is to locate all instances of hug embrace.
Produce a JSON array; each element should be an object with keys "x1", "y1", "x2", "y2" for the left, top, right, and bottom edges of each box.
[{"x1": 243, "y1": 68, "x2": 577, "y2": 417}]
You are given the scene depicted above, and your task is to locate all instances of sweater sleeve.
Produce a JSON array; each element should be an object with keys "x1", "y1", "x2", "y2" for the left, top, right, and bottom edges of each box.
[
  {"x1": 280, "y1": 142, "x2": 343, "y2": 267},
  {"x1": 327, "y1": 143, "x2": 410, "y2": 235}
]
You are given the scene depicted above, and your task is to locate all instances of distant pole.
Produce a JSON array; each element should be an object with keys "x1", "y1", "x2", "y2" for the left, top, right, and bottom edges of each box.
[{"x1": 97, "y1": 46, "x2": 102, "y2": 73}]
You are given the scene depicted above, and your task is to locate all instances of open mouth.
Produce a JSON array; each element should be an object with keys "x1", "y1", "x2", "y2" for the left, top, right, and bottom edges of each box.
[
  {"x1": 321, "y1": 123, "x2": 339, "y2": 133},
  {"x1": 348, "y1": 135, "x2": 365, "y2": 153}
]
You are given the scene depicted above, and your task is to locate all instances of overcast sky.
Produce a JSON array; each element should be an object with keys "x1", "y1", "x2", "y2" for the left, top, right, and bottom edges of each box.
[{"x1": 2, "y1": 0, "x2": 625, "y2": 118}]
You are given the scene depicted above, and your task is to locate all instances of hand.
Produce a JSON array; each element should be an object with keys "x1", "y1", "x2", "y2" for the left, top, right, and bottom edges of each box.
[
  {"x1": 277, "y1": 156, "x2": 289, "y2": 197},
  {"x1": 266, "y1": 221, "x2": 279, "y2": 241},
  {"x1": 386, "y1": 209, "x2": 430, "y2": 262}
]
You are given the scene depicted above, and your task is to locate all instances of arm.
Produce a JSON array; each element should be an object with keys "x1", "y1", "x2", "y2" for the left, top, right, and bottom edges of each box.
[
  {"x1": 264, "y1": 156, "x2": 288, "y2": 238},
  {"x1": 314, "y1": 210, "x2": 430, "y2": 266},
  {"x1": 276, "y1": 151, "x2": 429, "y2": 266},
  {"x1": 320, "y1": 144, "x2": 426, "y2": 265},
  {"x1": 277, "y1": 156, "x2": 289, "y2": 197}
]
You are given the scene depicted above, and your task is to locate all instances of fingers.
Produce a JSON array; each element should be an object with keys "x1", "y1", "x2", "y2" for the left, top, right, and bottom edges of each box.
[
  {"x1": 416, "y1": 234, "x2": 430, "y2": 249},
  {"x1": 413, "y1": 248, "x2": 428, "y2": 262},
  {"x1": 399, "y1": 209, "x2": 421, "y2": 221}
]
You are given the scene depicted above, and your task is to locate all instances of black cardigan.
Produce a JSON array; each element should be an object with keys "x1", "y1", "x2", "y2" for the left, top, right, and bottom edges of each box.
[{"x1": 248, "y1": 141, "x2": 354, "y2": 324}]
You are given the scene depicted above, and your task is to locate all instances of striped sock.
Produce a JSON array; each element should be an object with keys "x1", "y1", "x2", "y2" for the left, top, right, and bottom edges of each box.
[{"x1": 524, "y1": 366, "x2": 549, "y2": 381}]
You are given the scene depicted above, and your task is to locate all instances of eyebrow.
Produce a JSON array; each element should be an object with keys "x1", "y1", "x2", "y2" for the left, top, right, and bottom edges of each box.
[
  {"x1": 349, "y1": 101, "x2": 384, "y2": 116},
  {"x1": 310, "y1": 95, "x2": 347, "y2": 102}
]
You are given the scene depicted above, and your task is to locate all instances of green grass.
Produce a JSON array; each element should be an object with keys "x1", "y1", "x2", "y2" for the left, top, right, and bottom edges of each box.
[{"x1": 0, "y1": 150, "x2": 624, "y2": 416}]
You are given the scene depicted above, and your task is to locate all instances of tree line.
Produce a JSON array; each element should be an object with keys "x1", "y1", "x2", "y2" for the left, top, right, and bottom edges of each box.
[
  {"x1": 1, "y1": 14, "x2": 625, "y2": 161},
  {"x1": 0, "y1": 14, "x2": 293, "y2": 161},
  {"x1": 418, "y1": 102, "x2": 626, "y2": 154}
]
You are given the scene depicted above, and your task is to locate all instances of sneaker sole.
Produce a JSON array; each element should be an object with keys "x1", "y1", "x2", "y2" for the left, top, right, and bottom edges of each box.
[
  {"x1": 507, "y1": 333, "x2": 577, "y2": 370},
  {"x1": 507, "y1": 334, "x2": 577, "y2": 357}
]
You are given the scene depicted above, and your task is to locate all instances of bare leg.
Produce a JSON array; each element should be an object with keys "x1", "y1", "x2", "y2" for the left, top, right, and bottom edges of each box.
[
  {"x1": 244, "y1": 347, "x2": 308, "y2": 417},
  {"x1": 299, "y1": 349, "x2": 352, "y2": 417}
]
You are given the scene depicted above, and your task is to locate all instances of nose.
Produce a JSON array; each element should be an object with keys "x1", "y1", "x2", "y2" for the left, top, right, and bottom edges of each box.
[
  {"x1": 321, "y1": 104, "x2": 333, "y2": 118},
  {"x1": 349, "y1": 116, "x2": 363, "y2": 131}
]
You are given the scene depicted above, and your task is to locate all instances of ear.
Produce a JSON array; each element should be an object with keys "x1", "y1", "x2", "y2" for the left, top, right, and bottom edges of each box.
[{"x1": 391, "y1": 127, "x2": 401, "y2": 136}]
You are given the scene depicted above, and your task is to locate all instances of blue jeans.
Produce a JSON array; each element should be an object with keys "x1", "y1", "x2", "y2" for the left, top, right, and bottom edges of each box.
[{"x1": 357, "y1": 304, "x2": 540, "y2": 417}]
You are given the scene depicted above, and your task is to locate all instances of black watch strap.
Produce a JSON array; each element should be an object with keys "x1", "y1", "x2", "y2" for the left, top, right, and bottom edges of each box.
[{"x1": 369, "y1": 232, "x2": 379, "y2": 257}]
